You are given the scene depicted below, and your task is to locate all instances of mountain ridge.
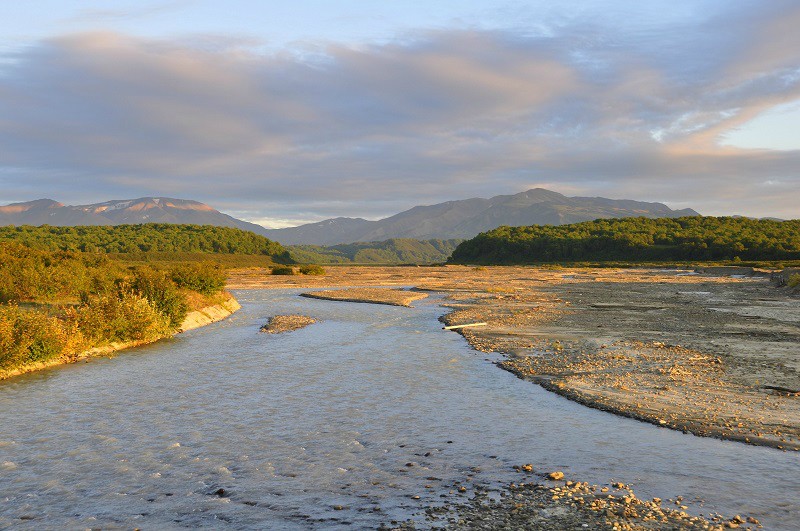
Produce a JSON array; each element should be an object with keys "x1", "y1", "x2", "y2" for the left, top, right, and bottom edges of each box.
[
  {"x1": 262, "y1": 188, "x2": 701, "y2": 245},
  {"x1": 0, "y1": 189, "x2": 701, "y2": 245},
  {"x1": 0, "y1": 196, "x2": 267, "y2": 234}
]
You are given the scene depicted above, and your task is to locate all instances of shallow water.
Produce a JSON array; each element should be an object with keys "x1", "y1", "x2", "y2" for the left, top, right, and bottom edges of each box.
[{"x1": 1, "y1": 289, "x2": 798, "y2": 529}]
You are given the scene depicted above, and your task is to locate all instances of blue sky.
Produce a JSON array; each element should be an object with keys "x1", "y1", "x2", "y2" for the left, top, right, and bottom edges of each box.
[{"x1": 0, "y1": 1, "x2": 798, "y2": 225}]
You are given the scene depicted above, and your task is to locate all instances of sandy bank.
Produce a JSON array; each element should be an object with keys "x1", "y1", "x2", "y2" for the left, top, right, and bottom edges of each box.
[
  {"x1": 0, "y1": 294, "x2": 240, "y2": 381},
  {"x1": 179, "y1": 295, "x2": 241, "y2": 332},
  {"x1": 301, "y1": 287, "x2": 428, "y2": 307}
]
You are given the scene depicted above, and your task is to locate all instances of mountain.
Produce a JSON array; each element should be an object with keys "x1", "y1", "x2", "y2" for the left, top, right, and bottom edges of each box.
[
  {"x1": 0, "y1": 197, "x2": 268, "y2": 234},
  {"x1": 262, "y1": 188, "x2": 700, "y2": 245},
  {"x1": 1, "y1": 190, "x2": 700, "y2": 246}
]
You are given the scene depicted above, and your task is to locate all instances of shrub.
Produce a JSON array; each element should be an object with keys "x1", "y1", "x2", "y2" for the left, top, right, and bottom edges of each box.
[
  {"x1": 0, "y1": 304, "x2": 85, "y2": 369},
  {"x1": 789, "y1": 274, "x2": 800, "y2": 289},
  {"x1": 299, "y1": 264, "x2": 325, "y2": 275},
  {"x1": 271, "y1": 266, "x2": 295, "y2": 275},
  {"x1": 170, "y1": 261, "x2": 226, "y2": 295},
  {"x1": 74, "y1": 292, "x2": 171, "y2": 344},
  {"x1": 130, "y1": 267, "x2": 188, "y2": 329}
]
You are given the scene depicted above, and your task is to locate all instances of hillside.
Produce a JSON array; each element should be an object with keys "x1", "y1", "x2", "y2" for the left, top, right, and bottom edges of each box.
[
  {"x1": 263, "y1": 188, "x2": 699, "y2": 245},
  {"x1": 448, "y1": 217, "x2": 800, "y2": 264},
  {"x1": 289, "y1": 238, "x2": 461, "y2": 264}
]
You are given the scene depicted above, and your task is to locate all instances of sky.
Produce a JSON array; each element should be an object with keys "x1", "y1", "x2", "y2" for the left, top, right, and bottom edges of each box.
[{"x1": 0, "y1": 1, "x2": 798, "y2": 226}]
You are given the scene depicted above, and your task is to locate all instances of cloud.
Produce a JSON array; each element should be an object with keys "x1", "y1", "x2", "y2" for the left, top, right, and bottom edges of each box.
[{"x1": 1, "y1": 1, "x2": 799, "y2": 222}]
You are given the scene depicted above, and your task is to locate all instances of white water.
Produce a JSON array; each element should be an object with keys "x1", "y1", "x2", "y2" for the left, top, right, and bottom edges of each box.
[{"x1": 1, "y1": 289, "x2": 798, "y2": 529}]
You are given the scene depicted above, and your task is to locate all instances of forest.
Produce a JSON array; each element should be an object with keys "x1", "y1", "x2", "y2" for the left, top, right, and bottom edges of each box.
[
  {"x1": 449, "y1": 216, "x2": 800, "y2": 264},
  {"x1": 0, "y1": 224, "x2": 288, "y2": 257}
]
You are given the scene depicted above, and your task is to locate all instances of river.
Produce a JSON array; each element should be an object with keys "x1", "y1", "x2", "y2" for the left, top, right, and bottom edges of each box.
[{"x1": 1, "y1": 289, "x2": 798, "y2": 529}]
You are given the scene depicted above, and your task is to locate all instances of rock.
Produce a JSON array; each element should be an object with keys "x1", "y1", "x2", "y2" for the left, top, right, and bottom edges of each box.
[{"x1": 548, "y1": 471, "x2": 565, "y2": 480}]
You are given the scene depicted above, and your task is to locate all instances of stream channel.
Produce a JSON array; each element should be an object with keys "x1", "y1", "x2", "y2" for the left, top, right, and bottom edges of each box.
[{"x1": 1, "y1": 289, "x2": 798, "y2": 529}]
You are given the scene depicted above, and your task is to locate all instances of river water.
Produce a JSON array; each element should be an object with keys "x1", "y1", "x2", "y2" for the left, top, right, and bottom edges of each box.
[{"x1": 1, "y1": 289, "x2": 798, "y2": 529}]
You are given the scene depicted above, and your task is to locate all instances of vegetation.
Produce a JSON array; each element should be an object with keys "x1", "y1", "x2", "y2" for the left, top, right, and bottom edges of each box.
[
  {"x1": 0, "y1": 223, "x2": 288, "y2": 257},
  {"x1": 449, "y1": 217, "x2": 800, "y2": 264},
  {"x1": 0, "y1": 241, "x2": 229, "y2": 374},
  {"x1": 170, "y1": 262, "x2": 226, "y2": 295},
  {"x1": 290, "y1": 238, "x2": 461, "y2": 264},
  {"x1": 298, "y1": 264, "x2": 326, "y2": 275},
  {"x1": 271, "y1": 266, "x2": 295, "y2": 275},
  {"x1": 789, "y1": 274, "x2": 800, "y2": 289}
]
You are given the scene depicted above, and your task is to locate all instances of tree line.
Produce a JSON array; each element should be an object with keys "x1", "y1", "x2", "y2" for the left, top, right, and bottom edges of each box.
[
  {"x1": 0, "y1": 224, "x2": 288, "y2": 256},
  {"x1": 448, "y1": 216, "x2": 800, "y2": 264}
]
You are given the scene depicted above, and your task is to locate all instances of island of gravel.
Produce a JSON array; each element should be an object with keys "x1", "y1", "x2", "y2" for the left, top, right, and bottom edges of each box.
[
  {"x1": 301, "y1": 287, "x2": 429, "y2": 307},
  {"x1": 260, "y1": 314, "x2": 316, "y2": 334}
]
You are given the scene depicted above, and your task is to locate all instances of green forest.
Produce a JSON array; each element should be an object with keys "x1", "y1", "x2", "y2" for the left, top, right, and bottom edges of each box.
[
  {"x1": 449, "y1": 217, "x2": 800, "y2": 264},
  {"x1": 290, "y1": 238, "x2": 462, "y2": 264},
  {"x1": 0, "y1": 224, "x2": 288, "y2": 257}
]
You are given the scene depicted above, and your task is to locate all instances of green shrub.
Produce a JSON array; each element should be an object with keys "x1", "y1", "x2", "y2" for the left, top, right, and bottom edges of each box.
[
  {"x1": 0, "y1": 304, "x2": 84, "y2": 369},
  {"x1": 789, "y1": 274, "x2": 800, "y2": 289},
  {"x1": 74, "y1": 292, "x2": 171, "y2": 344},
  {"x1": 298, "y1": 264, "x2": 325, "y2": 275},
  {"x1": 271, "y1": 266, "x2": 295, "y2": 275},
  {"x1": 170, "y1": 261, "x2": 226, "y2": 295},
  {"x1": 130, "y1": 267, "x2": 188, "y2": 328}
]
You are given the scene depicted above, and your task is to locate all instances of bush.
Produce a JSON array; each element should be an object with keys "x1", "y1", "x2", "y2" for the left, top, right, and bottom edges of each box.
[
  {"x1": 0, "y1": 304, "x2": 84, "y2": 369},
  {"x1": 271, "y1": 266, "x2": 295, "y2": 275},
  {"x1": 74, "y1": 292, "x2": 172, "y2": 344},
  {"x1": 170, "y1": 261, "x2": 226, "y2": 295},
  {"x1": 299, "y1": 264, "x2": 325, "y2": 275},
  {"x1": 130, "y1": 267, "x2": 188, "y2": 329},
  {"x1": 789, "y1": 274, "x2": 800, "y2": 289}
]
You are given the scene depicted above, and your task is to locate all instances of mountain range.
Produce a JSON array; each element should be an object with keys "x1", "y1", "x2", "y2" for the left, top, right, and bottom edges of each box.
[
  {"x1": 0, "y1": 189, "x2": 700, "y2": 245},
  {"x1": 261, "y1": 188, "x2": 699, "y2": 245},
  {"x1": 0, "y1": 197, "x2": 266, "y2": 234}
]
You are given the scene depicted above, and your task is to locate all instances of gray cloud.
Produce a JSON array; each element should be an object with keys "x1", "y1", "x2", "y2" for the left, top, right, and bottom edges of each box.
[{"x1": 1, "y1": 1, "x2": 799, "y2": 224}]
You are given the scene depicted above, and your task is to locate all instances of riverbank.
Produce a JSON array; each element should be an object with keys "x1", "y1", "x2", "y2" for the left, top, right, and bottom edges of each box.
[
  {"x1": 0, "y1": 293, "x2": 240, "y2": 381},
  {"x1": 228, "y1": 266, "x2": 800, "y2": 451}
]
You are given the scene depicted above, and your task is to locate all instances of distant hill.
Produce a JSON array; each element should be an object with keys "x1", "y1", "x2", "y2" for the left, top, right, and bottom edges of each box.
[
  {"x1": 263, "y1": 188, "x2": 700, "y2": 245},
  {"x1": 0, "y1": 197, "x2": 268, "y2": 234},
  {"x1": 289, "y1": 238, "x2": 462, "y2": 264}
]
